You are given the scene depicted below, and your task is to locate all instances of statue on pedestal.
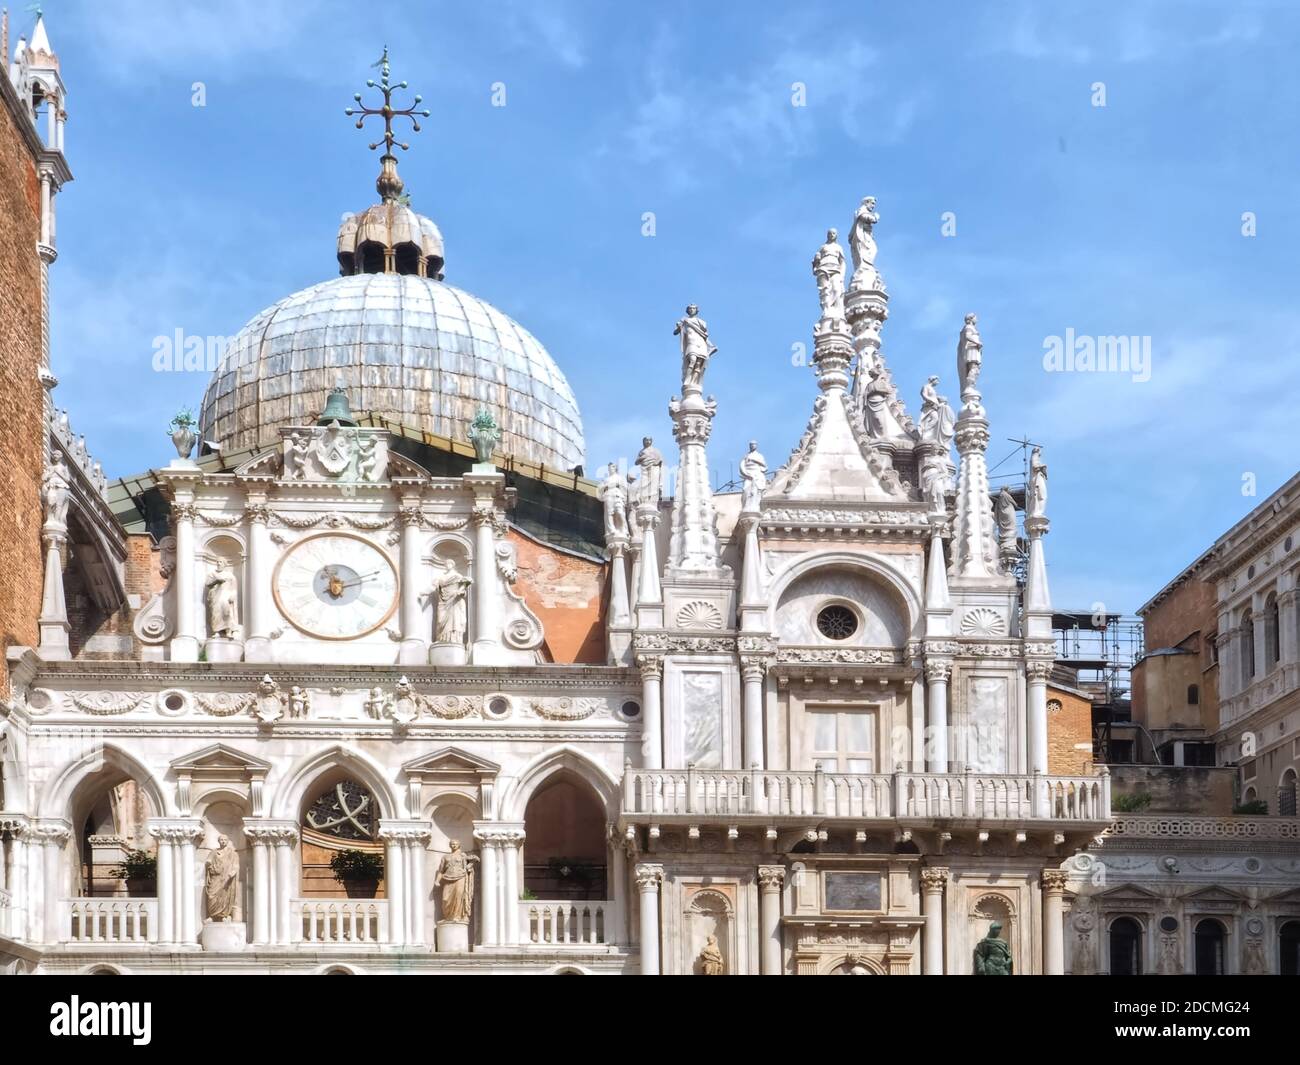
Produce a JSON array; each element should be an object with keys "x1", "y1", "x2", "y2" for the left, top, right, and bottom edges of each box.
[
  {"x1": 1028, "y1": 447, "x2": 1048, "y2": 519},
  {"x1": 42, "y1": 451, "x2": 71, "y2": 527},
  {"x1": 849, "y1": 196, "x2": 880, "y2": 289},
  {"x1": 431, "y1": 561, "x2": 472, "y2": 645},
  {"x1": 674, "y1": 304, "x2": 717, "y2": 392},
  {"x1": 811, "y1": 229, "x2": 846, "y2": 318},
  {"x1": 204, "y1": 835, "x2": 240, "y2": 921},
  {"x1": 996, "y1": 486, "x2": 1018, "y2": 556},
  {"x1": 635, "y1": 436, "x2": 664, "y2": 508},
  {"x1": 739, "y1": 440, "x2": 767, "y2": 511},
  {"x1": 204, "y1": 558, "x2": 240, "y2": 638},
  {"x1": 957, "y1": 313, "x2": 983, "y2": 403},
  {"x1": 435, "y1": 840, "x2": 479, "y2": 923},
  {"x1": 973, "y1": 921, "x2": 1013, "y2": 975},
  {"x1": 919, "y1": 376, "x2": 956, "y2": 451},
  {"x1": 599, "y1": 462, "x2": 630, "y2": 539},
  {"x1": 697, "y1": 933, "x2": 725, "y2": 975}
]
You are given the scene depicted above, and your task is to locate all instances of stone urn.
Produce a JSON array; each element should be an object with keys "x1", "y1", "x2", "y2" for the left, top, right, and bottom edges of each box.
[{"x1": 169, "y1": 418, "x2": 196, "y2": 460}]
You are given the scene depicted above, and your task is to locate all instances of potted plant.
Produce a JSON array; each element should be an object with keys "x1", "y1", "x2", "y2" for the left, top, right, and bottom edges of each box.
[
  {"x1": 329, "y1": 848, "x2": 384, "y2": 899},
  {"x1": 110, "y1": 849, "x2": 157, "y2": 898}
]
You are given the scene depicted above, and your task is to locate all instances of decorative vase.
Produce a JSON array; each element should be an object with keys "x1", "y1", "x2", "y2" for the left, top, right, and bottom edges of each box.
[{"x1": 170, "y1": 424, "x2": 196, "y2": 460}]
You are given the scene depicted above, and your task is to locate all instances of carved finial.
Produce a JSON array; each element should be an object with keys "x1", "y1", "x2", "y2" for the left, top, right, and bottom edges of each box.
[{"x1": 344, "y1": 46, "x2": 431, "y2": 204}]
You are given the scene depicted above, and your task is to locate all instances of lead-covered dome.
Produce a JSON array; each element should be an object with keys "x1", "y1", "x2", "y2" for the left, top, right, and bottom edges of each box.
[{"x1": 198, "y1": 273, "x2": 586, "y2": 471}]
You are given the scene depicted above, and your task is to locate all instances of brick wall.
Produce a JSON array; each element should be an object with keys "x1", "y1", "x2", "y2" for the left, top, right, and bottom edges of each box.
[
  {"x1": 1046, "y1": 684, "x2": 1095, "y2": 775},
  {"x1": 0, "y1": 87, "x2": 44, "y2": 695},
  {"x1": 508, "y1": 529, "x2": 605, "y2": 664}
]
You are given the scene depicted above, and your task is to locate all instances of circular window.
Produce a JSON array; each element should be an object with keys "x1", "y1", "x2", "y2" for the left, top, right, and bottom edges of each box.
[
  {"x1": 164, "y1": 693, "x2": 185, "y2": 712},
  {"x1": 487, "y1": 695, "x2": 511, "y2": 718},
  {"x1": 1046, "y1": 699, "x2": 1062, "y2": 714},
  {"x1": 620, "y1": 700, "x2": 641, "y2": 719},
  {"x1": 1159, "y1": 916, "x2": 1179, "y2": 934},
  {"x1": 816, "y1": 605, "x2": 858, "y2": 641}
]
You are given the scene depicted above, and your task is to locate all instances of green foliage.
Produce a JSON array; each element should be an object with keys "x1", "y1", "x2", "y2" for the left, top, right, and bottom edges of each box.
[
  {"x1": 1112, "y1": 791, "x2": 1153, "y2": 812},
  {"x1": 111, "y1": 849, "x2": 157, "y2": 881},
  {"x1": 329, "y1": 848, "x2": 384, "y2": 882},
  {"x1": 1233, "y1": 799, "x2": 1269, "y2": 815}
]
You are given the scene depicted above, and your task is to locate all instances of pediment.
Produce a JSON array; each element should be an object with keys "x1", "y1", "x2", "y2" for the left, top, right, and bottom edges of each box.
[
  {"x1": 1096, "y1": 884, "x2": 1164, "y2": 903},
  {"x1": 170, "y1": 744, "x2": 273, "y2": 776},
  {"x1": 1183, "y1": 885, "x2": 1247, "y2": 904},
  {"x1": 403, "y1": 746, "x2": 500, "y2": 778},
  {"x1": 234, "y1": 449, "x2": 281, "y2": 480},
  {"x1": 387, "y1": 451, "x2": 432, "y2": 481}
]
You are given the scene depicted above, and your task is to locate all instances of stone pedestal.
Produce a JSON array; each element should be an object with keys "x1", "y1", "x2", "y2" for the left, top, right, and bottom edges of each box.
[
  {"x1": 436, "y1": 920, "x2": 469, "y2": 952},
  {"x1": 429, "y1": 642, "x2": 468, "y2": 667},
  {"x1": 204, "y1": 637, "x2": 244, "y2": 663},
  {"x1": 200, "y1": 920, "x2": 247, "y2": 952}
]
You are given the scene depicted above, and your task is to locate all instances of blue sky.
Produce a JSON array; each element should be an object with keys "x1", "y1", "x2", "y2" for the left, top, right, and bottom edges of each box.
[{"x1": 33, "y1": 0, "x2": 1300, "y2": 614}]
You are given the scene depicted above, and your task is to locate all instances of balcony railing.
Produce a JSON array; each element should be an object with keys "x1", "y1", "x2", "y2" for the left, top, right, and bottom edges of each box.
[
  {"x1": 64, "y1": 898, "x2": 157, "y2": 943},
  {"x1": 522, "y1": 900, "x2": 611, "y2": 946},
  {"x1": 622, "y1": 768, "x2": 1110, "y2": 822},
  {"x1": 296, "y1": 899, "x2": 387, "y2": 944}
]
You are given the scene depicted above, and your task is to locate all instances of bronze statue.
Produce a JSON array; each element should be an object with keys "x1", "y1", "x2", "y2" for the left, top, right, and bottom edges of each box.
[{"x1": 973, "y1": 920, "x2": 1013, "y2": 975}]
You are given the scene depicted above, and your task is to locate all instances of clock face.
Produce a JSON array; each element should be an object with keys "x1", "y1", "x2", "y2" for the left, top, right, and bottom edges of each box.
[{"x1": 273, "y1": 533, "x2": 399, "y2": 640}]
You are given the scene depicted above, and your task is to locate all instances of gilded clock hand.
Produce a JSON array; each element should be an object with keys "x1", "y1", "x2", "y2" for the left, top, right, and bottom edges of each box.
[{"x1": 340, "y1": 569, "x2": 385, "y2": 589}]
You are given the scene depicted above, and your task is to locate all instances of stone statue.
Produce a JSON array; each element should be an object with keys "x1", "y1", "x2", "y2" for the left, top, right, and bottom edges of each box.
[
  {"x1": 204, "y1": 835, "x2": 240, "y2": 921},
  {"x1": 674, "y1": 304, "x2": 717, "y2": 392},
  {"x1": 918, "y1": 376, "x2": 956, "y2": 450},
  {"x1": 973, "y1": 921, "x2": 1013, "y2": 975},
  {"x1": 287, "y1": 685, "x2": 310, "y2": 719},
  {"x1": 739, "y1": 440, "x2": 767, "y2": 511},
  {"x1": 598, "y1": 462, "x2": 629, "y2": 539},
  {"x1": 1028, "y1": 447, "x2": 1048, "y2": 519},
  {"x1": 468, "y1": 406, "x2": 501, "y2": 465},
  {"x1": 920, "y1": 455, "x2": 948, "y2": 513},
  {"x1": 811, "y1": 228, "x2": 846, "y2": 318},
  {"x1": 204, "y1": 558, "x2": 240, "y2": 638},
  {"x1": 849, "y1": 195, "x2": 880, "y2": 289},
  {"x1": 362, "y1": 685, "x2": 390, "y2": 720},
  {"x1": 283, "y1": 432, "x2": 310, "y2": 480},
  {"x1": 697, "y1": 933, "x2": 725, "y2": 975},
  {"x1": 435, "y1": 839, "x2": 479, "y2": 923},
  {"x1": 996, "y1": 486, "x2": 1018, "y2": 554},
  {"x1": 957, "y1": 313, "x2": 983, "y2": 402},
  {"x1": 42, "y1": 451, "x2": 71, "y2": 527},
  {"x1": 431, "y1": 561, "x2": 472, "y2": 645},
  {"x1": 356, "y1": 435, "x2": 380, "y2": 481},
  {"x1": 635, "y1": 436, "x2": 664, "y2": 508}
]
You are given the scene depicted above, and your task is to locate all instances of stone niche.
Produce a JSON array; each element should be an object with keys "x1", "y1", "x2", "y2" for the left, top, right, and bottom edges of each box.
[{"x1": 681, "y1": 883, "x2": 736, "y2": 975}]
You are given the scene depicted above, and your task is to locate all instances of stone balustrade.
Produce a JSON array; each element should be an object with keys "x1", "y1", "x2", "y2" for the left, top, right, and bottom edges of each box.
[
  {"x1": 65, "y1": 897, "x2": 156, "y2": 943},
  {"x1": 622, "y1": 767, "x2": 1110, "y2": 822},
  {"x1": 522, "y1": 899, "x2": 610, "y2": 946},
  {"x1": 296, "y1": 899, "x2": 387, "y2": 944}
]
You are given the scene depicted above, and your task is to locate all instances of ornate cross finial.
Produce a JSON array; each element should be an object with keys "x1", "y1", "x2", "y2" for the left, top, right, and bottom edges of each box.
[{"x1": 344, "y1": 46, "x2": 430, "y2": 204}]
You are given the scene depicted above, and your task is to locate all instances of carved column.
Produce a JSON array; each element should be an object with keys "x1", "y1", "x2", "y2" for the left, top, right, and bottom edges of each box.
[
  {"x1": 635, "y1": 863, "x2": 665, "y2": 975},
  {"x1": 245, "y1": 820, "x2": 297, "y2": 945},
  {"x1": 741, "y1": 656, "x2": 768, "y2": 770},
  {"x1": 398, "y1": 504, "x2": 428, "y2": 665},
  {"x1": 472, "y1": 825, "x2": 499, "y2": 947},
  {"x1": 606, "y1": 536, "x2": 632, "y2": 666},
  {"x1": 176, "y1": 822, "x2": 202, "y2": 944},
  {"x1": 500, "y1": 827, "x2": 525, "y2": 946},
  {"x1": 147, "y1": 820, "x2": 175, "y2": 943},
  {"x1": 33, "y1": 820, "x2": 70, "y2": 944},
  {"x1": 1042, "y1": 870, "x2": 1067, "y2": 975},
  {"x1": 638, "y1": 655, "x2": 664, "y2": 770},
  {"x1": 1027, "y1": 660, "x2": 1052, "y2": 775},
  {"x1": 469, "y1": 494, "x2": 503, "y2": 664},
  {"x1": 1279, "y1": 589, "x2": 1299, "y2": 666},
  {"x1": 381, "y1": 828, "x2": 406, "y2": 945},
  {"x1": 170, "y1": 499, "x2": 200, "y2": 662},
  {"x1": 244, "y1": 501, "x2": 273, "y2": 661},
  {"x1": 246, "y1": 827, "x2": 272, "y2": 944},
  {"x1": 272, "y1": 824, "x2": 298, "y2": 944},
  {"x1": 37, "y1": 521, "x2": 70, "y2": 660},
  {"x1": 634, "y1": 503, "x2": 664, "y2": 629},
  {"x1": 757, "y1": 865, "x2": 785, "y2": 975},
  {"x1": 925, "y1": 660, "x2": 952, "y2": 773},
  {"x1": 920, "y1": 866, "x2": 949, "y2": 975}
]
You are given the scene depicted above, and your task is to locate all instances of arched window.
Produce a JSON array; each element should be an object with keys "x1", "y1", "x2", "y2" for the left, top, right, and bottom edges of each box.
[
  {"x1": 1241, "y1": 610, "x2": 1256, "y2": 685},
  {"x1": 1265, "y1": 594, "x2": 1280, "y2": 671},
  {"x1": 1280, "y1": 920, "x2": 1300, "y2": 976},
  {"x1": 1279, "y1": 769, "x2": 1298, "y2": 818},
  {"x1": 1109, "y1": 917, "x2": 1143, "y2": 976},
  {"x1": 1194, "y1": 918, "x2": 1226, "y2": 975},
  {"x1": 523, "y1": 773, "x2": 608, "y2": 901}
]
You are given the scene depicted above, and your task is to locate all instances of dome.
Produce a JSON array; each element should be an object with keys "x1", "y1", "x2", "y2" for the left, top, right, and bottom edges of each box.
[{"x1": 198, "y1": 273, "x2": 586, "y2": 471}]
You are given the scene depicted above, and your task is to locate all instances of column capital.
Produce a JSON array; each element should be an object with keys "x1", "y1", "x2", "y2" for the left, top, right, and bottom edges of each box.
[
  {"x1": 1026, "y1": 659, "x2": 1054, "y2": 683},
  {"x1": 472, "y1": 821, "x2": 526, "y2": 847},
  {"x1": 741, "y1": 656, "x2": 771, "y2": 682},
  {"x1": 924, "y1": 659, "x2": 953, "y2": 683},
  {"x1": 245, "y1": 503, "x2": 271, "y2": 525},
  {"x1": 920, "y1": 866, "x2": 950, "y2": 891},
  {"x1": 377, "y1": 818, "x2": 433, "y2": 844},
  {"x1": 29, "y1": 817, "x2": 72, "y2": 845},
  {"x1": 636, "y1": 653, "x2": 664, "y2": 680},
  {"x1": 146, "y1": 817, "x2": 203, "y2": 844},
  {"x1": 757, "y1": 865, "x2": 786, "y2": 892},
  {"x1": 243, "y1": 818, "x2": 299, "y2": 845},
  {"x1": 1040, "y1": 869, "x2": 1068, "y2": 895},
  {"x1": 634, "y1": 862, "x2": 665, "y2": 893}
]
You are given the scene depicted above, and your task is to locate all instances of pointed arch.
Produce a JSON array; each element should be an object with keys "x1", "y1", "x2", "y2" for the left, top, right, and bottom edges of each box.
[
  {"x1": 497, "y1": 745, "x2": 620, "y2": 822},
  {"x1": 270, "y1": 744, "x2": 401, "y2": 821},
  {"x1": 39, "y1": 743, "x2": 171, "y2": 820}
]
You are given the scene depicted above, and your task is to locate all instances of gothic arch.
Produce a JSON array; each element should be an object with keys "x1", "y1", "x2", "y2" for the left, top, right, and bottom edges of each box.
[
  {"x1": 39, "y1": 743, "x2": 171, "y2": 820},
  {"x1": 765, "y1": 550, "x2": 921, "y2": 641},
  {"x1": 497, "y1": 745, "x2": 619, "y2": 822},
  {"x1": 271, "y1": 745, "x2": 401, "y2": 821}
]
